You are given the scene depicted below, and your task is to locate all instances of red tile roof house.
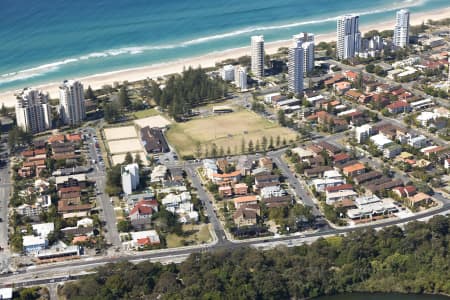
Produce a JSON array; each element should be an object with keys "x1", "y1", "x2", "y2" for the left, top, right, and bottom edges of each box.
[
  {"x1": 233, "y1": 183, "x2": 248, "y2": 195},
  {"x1": 333, "y1": 153, "x2": 350, "y2": 165},
  {"x1": 211, "y1": 170, "x2": 242, "y2": 184},
  {"x1": 393, "y1": 186, "x2": 417, "y2": 198},
  {"x1": 129, "y1": 199, "x2": 158, "y2": 223},
  {"x1": 66, "y1": 133, "x2": 82, "y2": 142},
  {"x1": 344, "y1": 70, "x2": 359, "y2": 82},
  {"x1": 325, "y1": 184, "x2": 354, "y2": 193},
  {"x1": 387, "y1": 100, "x2": 411, "y2": 114},
  {"x1": 333, "y1": 81, "x2": 352, "y2": 95},
  {"x1": 342, "y1": 163, "x2": 366, "y2": 177},
  {"x1": 219, "y1": 185, "x2": 233, "y2": 197}
]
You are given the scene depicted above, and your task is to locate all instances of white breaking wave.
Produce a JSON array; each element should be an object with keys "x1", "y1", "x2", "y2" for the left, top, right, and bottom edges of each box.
[{"x1": 0, "y1": 0, "x2": 427, "y2": 86}]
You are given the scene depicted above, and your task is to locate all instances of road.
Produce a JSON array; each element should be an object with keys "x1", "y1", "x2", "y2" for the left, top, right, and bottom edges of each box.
[
  {"x1": 84, "y1": 127, "x2": 121, "y2": 249},
  {"x1": 183, "y1": 163, "x2": 228, "y2": 245},
  {"x1": 268, "y1": 151, "x2": 322, "y2": 217},
  {"x1": 2, "y1": 198, "x2": 449, "y2": 288},
  {"x1": 0, "y1": 139, "x2": 11, "y2": 268}
]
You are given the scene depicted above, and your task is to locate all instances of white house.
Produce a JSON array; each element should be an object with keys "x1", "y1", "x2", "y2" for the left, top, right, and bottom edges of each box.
[{"x1": 355, "y1": 124, "x2": 372, "y2": 144}]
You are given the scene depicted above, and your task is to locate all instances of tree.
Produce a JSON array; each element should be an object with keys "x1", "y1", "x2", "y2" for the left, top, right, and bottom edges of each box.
[
  {"x1": 241, "y1": 138, "x2": 246, "y2": 154},
  {"x1": 0, "y1": 103, "x2": 7, "y2": 116},
  {"x1": 117, "y1": 220, "x2": 132, "y2": 232},
  {"x1": 226, "y1": 146, "x2": 231, "y2": 156},
  {"x1": 195, "y1": 142, "x2": 202, "y2": 158},
  {"x1": 255, "y1": 139, "x2": 260, "y2": 152},
  {"x1": 211, "y1": 143, "x2": 218, "y2": 157},
  {"x1": 277, "y1": 110, "x2": 286, "y2": 126},
  {"x1": 124, "y1": 152, "x2": 133, "y2": 165},
  {"x1": 261, "y1": 136, "x2": 268, "y2": 152},
  {"x1": 219, "y1": 146, "x2": 224, "y2": 157},
  {"x1": 118, "y1": 86, "x2": 131, "y2": 109},
  {"x1": 248, "y1": 140, "x2": 254, "y2": 153},
  {"x1": 134, "y1": 153, "x2": 143, "y2": 167},
  {"x1": 85, "y1": 85, "x2": 96, "y2": 100},
  {"x1": 104, "y1": 102, "x2": 120, "y2": 123}
]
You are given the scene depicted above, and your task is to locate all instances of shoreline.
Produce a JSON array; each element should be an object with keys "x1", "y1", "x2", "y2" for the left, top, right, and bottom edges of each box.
[{"x1": 1, "y1": 6, "x2": 450, "y2": 107}]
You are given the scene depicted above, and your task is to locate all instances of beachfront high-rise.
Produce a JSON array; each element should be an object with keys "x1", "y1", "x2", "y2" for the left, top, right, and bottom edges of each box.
[
  {"x1": 393, "y1": 9, "x2": 410, "y2": 48},
  {"x1": 235, "y1": 66, "x2": 248, "y2": 91},
  {"x1": 251, "y1": 35, "x2": 264, "y2": 78},
  {"x1": 336, "y1": 15, "x2": 361, "y2": 60},
  {"x1": 293, "y1": 32, "x2": 315, "y2": 76},
  {"x1": 59, "y1": 80, "x2": 86, "y2": 126},
  {"x1": 15, "y1": 88, "x2": 52, "y2": 134},
  {"x1": 288, "y1": 38, "x2": 304, "y2": 95}
]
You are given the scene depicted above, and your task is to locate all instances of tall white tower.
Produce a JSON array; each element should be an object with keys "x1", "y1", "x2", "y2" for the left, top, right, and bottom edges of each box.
[
  {"x1": 288, "y1": 38, "x2": 304, "y2": 95},
  {"x1": 251, "y1": 35, "x2": 265, "y2": 78},
  {"x1": 393, "y1": 9, "x2": 410, "y2": 48},
  {"x1": 337, "y1": 15, "x2": 361, "y2": 59},
  {"x1": 293, "y1": 32, "x2": 315, "y2": 76},
  {"x1": 59, "y1": 80, "x2": 86, "y2": 126},
  {"x1": 235, "y1": 66, "x2": 248, "y2": 91},
  {"x1": 15, "y1": 88, "x2": 52, "y2": 133}
]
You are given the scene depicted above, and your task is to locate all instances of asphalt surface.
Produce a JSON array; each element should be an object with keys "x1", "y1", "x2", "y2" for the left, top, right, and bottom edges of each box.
[
  {"x1": 269, "y1": 152, "x2": 322, "y2": 216},
  {"x1": 0, "y1": 140, "x2": 10, "y2": 252},
  {"x1": 84, "y1": 127, "x2": 121, "y2": 248},
  {"x1": 2, "y1": 199, "x2": 449, "y2": 288}
]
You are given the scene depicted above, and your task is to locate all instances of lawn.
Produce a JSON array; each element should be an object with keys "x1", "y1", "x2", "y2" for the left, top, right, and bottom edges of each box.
[
  {"x1": 166, "y1": 224, "x2": 212, "y2": 248},
  {"x1": 132, "y1": 108, "x2": 159, "y2": 119},
  {"x1": 166, "y1": 110, "x2": 298, "y2": 158}
]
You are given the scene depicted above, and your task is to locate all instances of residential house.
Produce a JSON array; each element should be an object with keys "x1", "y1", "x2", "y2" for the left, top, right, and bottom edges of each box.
[
  {"x1": 333, "y1": 153, "x2": 350, "y2": 165},
  {"x1": 258, "y1": 157, "x2": 273, "y2": 171},
  {"x1": 326, "y1": 189, "x2": 358, "y2": 205},
  {"x1": 304, "y1": 166, "x2": 333, "y2": 178},
  {"x1": 236, "y1": 156, "x2": 253, "y2": 176},
  {"x1": 140, "y1": 126, "x2": 169, "y2": 153},
  {"x1": 342, "y1": 163, "x2": 365, "y2": 177},
  {"x1": 260, "y1": 185, "x2": 285, "y2": 198},
  {"x1": 15, "y1": 195, "x2": 52, "y2": 217},
  {"x1": 407, "y1": 192, "x2": 432, "y2": 208},
  {"x1": 216, "y1": 159, "x2": 229, "y2": 173},
  {"x1": 129, "y1": 199, "x2": 159, "y2": 229},
  {"x1": 211, "y1": 170, "x2": 241, "y2": 184},
  {"x1": 58, "y1": 198, "x2": 91, "y2": 214},
  {"x1": 219, "y1": 186, "x2": 233, "y2": 197},
  {"x1": 354, "y1": 171, "x2": 382, "y2": 185},
  {"x1": 234, "y1": 195, "x2": 258, "y2": 209},
  {"x1": 233, "y1": 183, "x2": 248, "y2": 195},
  {"x1": 387, "y1": 100, "x2": 411, "y2": 114},
  {"x1": 169, "y1": 167, "x2": 183, "y2": 181},
  {"x1": 150, "y1": 164, "x2": 166, "y2": 183},
  {"x1": 393, "y1": 186, "x2": 417, "y2": 198},
  {"x1": 125, "y1": 230, "x2": 161, "y2": 250},
  {"x1": 233, "y1": 205, "x2": 258, "y2": 227},
  {"x1": 203, "y1": 159, "x2": 218, "y2": 179},
  {"x1": 384, "y1": 143, "x2": 402, "y2": 159}
]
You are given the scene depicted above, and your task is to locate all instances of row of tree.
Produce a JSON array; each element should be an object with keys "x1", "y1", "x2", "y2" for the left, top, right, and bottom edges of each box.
[
  {"x1": 61, "y1": 215, "x2": 450, "y2": 299},
  {"x1": 150, "y1": 67, "x2": 228, "y2": 119}
]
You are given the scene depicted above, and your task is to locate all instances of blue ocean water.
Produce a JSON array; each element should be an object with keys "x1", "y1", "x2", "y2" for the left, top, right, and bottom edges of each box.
[{"x1": 0, "y1": 0, "x2": 448, "y2": 91}]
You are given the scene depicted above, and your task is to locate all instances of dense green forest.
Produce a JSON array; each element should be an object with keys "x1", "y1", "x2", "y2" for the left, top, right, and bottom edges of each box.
[
  {"x1": 150, "y1": 67, "x2": 228, "y2": 119},
  {"x1": 61, "y1": 216, "x2": 450, "y2": 300}
]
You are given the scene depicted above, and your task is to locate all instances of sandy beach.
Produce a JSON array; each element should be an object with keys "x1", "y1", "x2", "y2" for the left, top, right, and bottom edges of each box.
[{"x1": 1, "y1": 7, "x2": 449, "y2": 107}]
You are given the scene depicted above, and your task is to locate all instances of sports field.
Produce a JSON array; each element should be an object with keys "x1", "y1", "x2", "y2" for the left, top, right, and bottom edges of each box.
[
  {"x1": 104, "y1": 126, "x2": 137, "y2": 141},
  {"x1": 166, "y1": 110, "x2": 297, "y2": 158}
]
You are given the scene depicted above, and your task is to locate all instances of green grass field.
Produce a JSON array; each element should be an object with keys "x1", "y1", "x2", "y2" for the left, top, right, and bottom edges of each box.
[
  {"x1": 166, "y1": 224, "x2": 211, "y2": 248},
  {"x1": 131, "y1": 108, "x2": 159, "y2": 119},
  {"x1": 166, "y1": 110, "x2": 298, "y2": 158}
]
